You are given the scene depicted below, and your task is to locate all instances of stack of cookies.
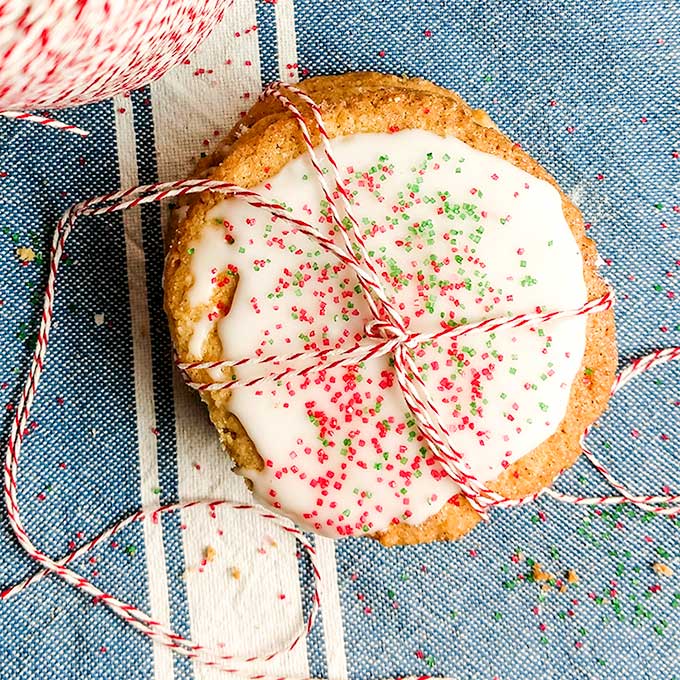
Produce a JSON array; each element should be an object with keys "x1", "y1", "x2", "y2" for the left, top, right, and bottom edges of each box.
[{"x1": 164, "y1": 73, "x2": 616, "y2": 545}]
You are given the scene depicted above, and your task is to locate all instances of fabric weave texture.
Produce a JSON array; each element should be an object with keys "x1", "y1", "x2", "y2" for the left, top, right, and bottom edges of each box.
[{"x1": 0, "y1": 1, "x2": 678, "y2": 679}]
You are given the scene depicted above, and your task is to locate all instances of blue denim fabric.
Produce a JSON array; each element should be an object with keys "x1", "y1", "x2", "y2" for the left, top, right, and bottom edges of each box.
[{"x1": 0, "y1": 1, "x2": 678, "y2": 678}]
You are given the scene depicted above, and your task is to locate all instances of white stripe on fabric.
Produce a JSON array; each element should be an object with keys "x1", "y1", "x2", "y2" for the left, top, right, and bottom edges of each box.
[
  {"x1": 149, "y1": 1, "x2": 310, "y2": 678},
  {"x1": 314, "y1": 538, "x2": 349, "y2": 680},
  {"x1": 275, "y1": 0, "x2": 299, "y2": 83},
  {"x1": 273, "y1": 4, "x2": 350, "y2": 678},
  {"x1": 113, "y1": 93, "x2": 174, "y2": 680}
]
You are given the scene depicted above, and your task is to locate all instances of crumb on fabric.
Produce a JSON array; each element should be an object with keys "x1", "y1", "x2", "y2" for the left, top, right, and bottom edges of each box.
[
  {"x1": 532, "y1": 562, "x2": 554, "y2": 582},
  {"x1": 182, "y1": 566, "x2": 196, "y2": 579},
  {"x1": 16, "y1": 246, "x2": 35, "y2": 262},
  {"x1": 652, "y1": 562, "x2": 673, "y2": 577},
  {"x1": 204, "y1": 545, "x2": 217, "y2": 562},
  {"x1": 230, "y1": 567, "x2": 241, "y2": 580}
]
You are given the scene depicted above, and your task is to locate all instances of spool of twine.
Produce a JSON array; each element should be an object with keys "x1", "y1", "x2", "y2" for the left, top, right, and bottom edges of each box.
[{"x1": 0, "y1": 0, "x2": 227, "y2": 111}]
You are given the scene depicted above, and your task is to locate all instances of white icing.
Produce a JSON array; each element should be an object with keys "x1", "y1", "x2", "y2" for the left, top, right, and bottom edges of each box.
[
  {"x1": 184, "y1": 130, "x2": 587, "y2": 537},
  {"x1": 188, "y1": 312, "x2": 213, "y2": 358}
]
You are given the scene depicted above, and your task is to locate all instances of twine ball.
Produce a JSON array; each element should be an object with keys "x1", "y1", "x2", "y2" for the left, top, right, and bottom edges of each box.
[{"x1": 0, "y1": 0, "x2": 227, "y2": 111}]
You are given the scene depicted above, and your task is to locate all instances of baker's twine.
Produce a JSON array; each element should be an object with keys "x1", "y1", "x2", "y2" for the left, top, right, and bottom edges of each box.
[
  {"x1": 3, "y1": 82, "x2": 679, "y2": 677},
  {"x1": 0, "y1": 0, "x2": 227, "y2": 135},
  {"x1": 0, "y1": 111, "x2": 90, "y2": 136}
]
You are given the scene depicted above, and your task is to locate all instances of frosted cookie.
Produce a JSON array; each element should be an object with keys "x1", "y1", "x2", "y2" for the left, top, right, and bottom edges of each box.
[
  {"x1": 188, "y1": 73, "x2": 494, "y2": 179},
  {"x1": 164, "y1": 73, "x2": 616, "y2": 545}
]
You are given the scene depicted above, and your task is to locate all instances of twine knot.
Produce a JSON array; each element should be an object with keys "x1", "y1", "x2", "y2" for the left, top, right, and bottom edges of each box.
[{"x1": 364, "y1": 317, "x2": 418, "y2": 349}]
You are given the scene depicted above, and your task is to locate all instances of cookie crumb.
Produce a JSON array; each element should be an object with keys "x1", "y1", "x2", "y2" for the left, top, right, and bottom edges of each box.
[
  {"x1": 652, "y1": 562, "x2": 673, "y2": 577},
  {"x1": 204, "y1": 545, "x2": 217, "y2": 562},
  {"x1": 94, "y1": 313, "x2": 105, "y2": 326},
  {"x1": 532, "y1": 562, "x2": 553, "y2": 582},
  {"x1": 567, "y1": 569, "x2": 579, "y2": 584},
  {"x1": 230, "y1": 567, "x2": 241, "y2": 580},
  {"x1": 16, "y1": 246, "x2": 36, "y2": 262}
]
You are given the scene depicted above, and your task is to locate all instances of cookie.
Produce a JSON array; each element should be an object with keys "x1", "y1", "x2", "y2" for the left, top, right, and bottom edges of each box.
[
  {"x1": 189, "y1": 74, "x2": 495, "y2": 178},
  {"x1": 164, "y1": 72, "x2": 616, "y2": 545}
]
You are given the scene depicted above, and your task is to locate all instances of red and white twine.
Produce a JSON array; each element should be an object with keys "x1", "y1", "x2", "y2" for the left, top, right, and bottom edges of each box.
[
  {"x1": 0, "y1": 110, "x2": 90, "y2": 136},
  {"x1": 0, "y1": 0, "x2": 227, "y2": 135},
  {"x1": 3, "y1": 82, "x2": 679, "y2": 675}
]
